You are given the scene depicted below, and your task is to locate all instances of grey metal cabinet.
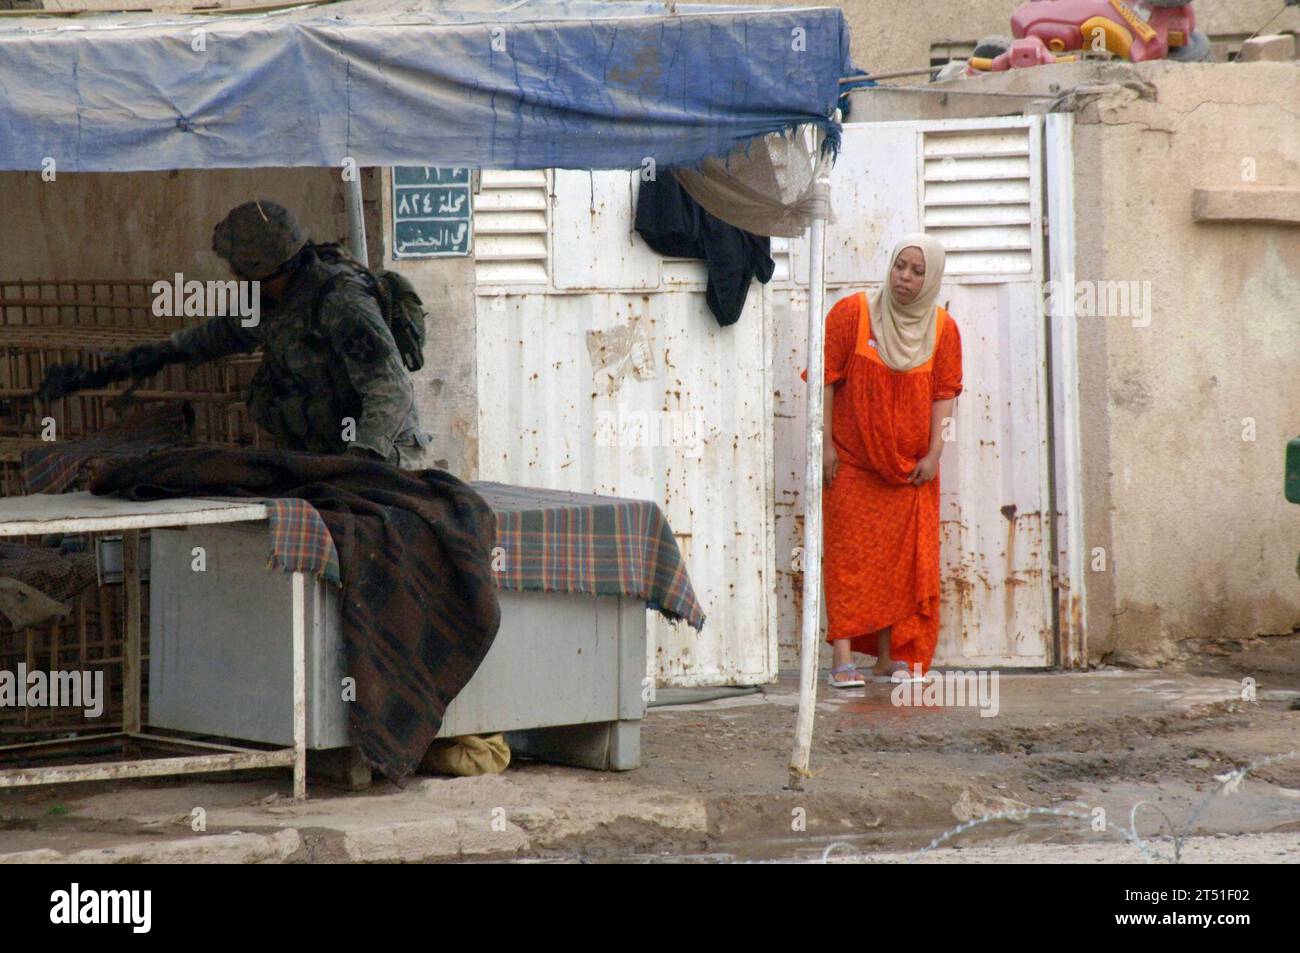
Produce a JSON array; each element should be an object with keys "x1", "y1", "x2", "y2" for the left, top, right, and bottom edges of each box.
[{"x1": 148, "y1": 523, "x2": 646, "y2": 770}]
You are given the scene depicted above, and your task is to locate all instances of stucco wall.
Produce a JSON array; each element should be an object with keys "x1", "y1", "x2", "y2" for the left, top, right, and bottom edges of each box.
[
  {"x1": 1070, "y1": 62, "x2": 1300, "y2": 662},
  {"x1": 378, "y1": 169, "x2": 479, "y2": 480}
]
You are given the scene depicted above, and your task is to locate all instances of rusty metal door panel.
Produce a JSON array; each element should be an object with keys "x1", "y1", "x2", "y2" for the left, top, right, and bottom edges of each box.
[
  {"x1": 935, "y1": 280, "x2": 1053, "y2": 665},
  {"x1": 791, "y1": 123, "x2": 919, "y2": 289},
  {"x1": 476, "y1": 169, "x2": 778, "y2": 686},
  {"x1": 773, "y1": 117, "x2": 1054, "y2": 668},
  {"x1": 550, "y1": 170, "x2": 662, "y2": 291}
]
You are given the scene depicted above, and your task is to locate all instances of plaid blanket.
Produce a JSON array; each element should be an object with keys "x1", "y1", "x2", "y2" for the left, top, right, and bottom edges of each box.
[
  {"x1": 179, "y1": 496, "x2": 341, "y2": 584},
  {"x1": 263, "y1": 499, "x2": 341, "y2": 585},
  {"x1": 473, "y1": 482, "x2": 705, "y2": 630},
  {"x1": 90, "y1": 447, "x2": 501, "y2": 784},
  {"x1": 18, "y1": 406, "x2": 341, "y2": 585},
  {"x1": 198, "y1": 498, "x2": 343, "y2": 586},
  {"x1": 0, "y1": 542, "x2": 99, "y2": 629},
  {"x1": 0, "y1": 542, "x2": 98, "y2": 607},
  {"x1": 21, "y1": 402, "x2": 195, "y2": 495}
]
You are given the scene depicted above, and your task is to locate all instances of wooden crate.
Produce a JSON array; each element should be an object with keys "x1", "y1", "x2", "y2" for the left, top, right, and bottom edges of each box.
[
  {"x1": 0, "y1": 572, "x2": 148, "y2": 734},
  {"x1": 1, "y1": 280, "x2": 266, "y2": 738},
  {"x1": 1, "y1": 278, "x2": 267, "y2": 492}
]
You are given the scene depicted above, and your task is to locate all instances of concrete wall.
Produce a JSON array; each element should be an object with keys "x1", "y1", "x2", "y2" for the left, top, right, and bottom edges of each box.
[
  {"x1": 1071, "y1": 61, "x2": 1300, "y2": 663},
  {"x1": 844, "y1": 59, "x2": 1300, "y2": 663},
  {"x1": 378, "y1": 170, "x2": 479, "y2": 479}
]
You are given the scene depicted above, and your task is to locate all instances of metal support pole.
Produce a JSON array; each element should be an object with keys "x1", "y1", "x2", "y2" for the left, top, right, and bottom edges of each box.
[
  {"x1": 122, "y1": 530, "x2": 142, "y2": 736},
  {"x1": 789, "y1": 165, "x2": 831, "y2": 789},
  {"x1": 344, "y1": 173, "x2": 369, "y2": 268},
  {"x1": 291, "y1": 572, "x2": 307, "y2": 800},
  {"x1": 1044, "y1": 112, "x2": 1087, "y2": 667}
]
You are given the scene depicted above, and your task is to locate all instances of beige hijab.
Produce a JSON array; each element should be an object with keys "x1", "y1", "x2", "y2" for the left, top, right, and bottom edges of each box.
[{"x1": 867, "y1": 233, "x2": 947, "y2": 372}]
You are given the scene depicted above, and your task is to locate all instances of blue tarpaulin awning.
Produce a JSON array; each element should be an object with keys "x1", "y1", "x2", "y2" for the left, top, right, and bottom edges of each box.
[{"x1": 0, "y1": 0, "x2": 852, "y2": 173}]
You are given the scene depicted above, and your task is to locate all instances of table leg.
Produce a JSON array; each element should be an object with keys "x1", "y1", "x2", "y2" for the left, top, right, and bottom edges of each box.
[
  {"x1": 291, "y1": 572, "x2": 307, "y2": 800},
  {"x1": 122, "y1": 530, "x2": 141, "y2": 736}
]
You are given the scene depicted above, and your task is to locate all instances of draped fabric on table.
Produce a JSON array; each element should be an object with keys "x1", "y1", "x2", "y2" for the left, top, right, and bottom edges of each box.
[
  {"x1": 20, "y1": 404, "x2": 343, "y2": 585},
  {"x1": 475, "y1": 482, "x2": 705, "y2": 631},
  {"x1": 21, "y1": 402, "x2": 195, "y2": 495},
  {"x1": 90, "y1": 447, "x2": 501, "y2": 784}
]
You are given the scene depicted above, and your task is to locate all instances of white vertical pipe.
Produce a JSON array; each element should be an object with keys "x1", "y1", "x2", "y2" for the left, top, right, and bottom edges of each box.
[
  {"x1": 291, "y1": 571, "x2": 308, "y2": 801},
  {"x1": 122, "y1": 529, "x2": 142, "y2": 736},
  {"x1": 789, "y1": 155, "x2": 831, "y2": 788},
  {"x1": 1044, "y1": 112, "x2": 1086, "y2": 666},
  {"x1": 345, "y1": 173, "x2": 369, "y2": 268}
]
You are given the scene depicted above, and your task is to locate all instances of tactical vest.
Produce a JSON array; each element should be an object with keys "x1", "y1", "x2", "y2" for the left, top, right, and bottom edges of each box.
[{"x1": 245, "y1": 257, "x2": 369, "y2": 454}]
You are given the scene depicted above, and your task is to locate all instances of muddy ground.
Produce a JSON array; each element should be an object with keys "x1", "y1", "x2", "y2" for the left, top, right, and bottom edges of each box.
[
  {"x1": 0, "y1": 635, "x2": 1297, "y2": 863},
  {"x1": 631, "y1": 637, "x2": 1300, "y2": 861}
]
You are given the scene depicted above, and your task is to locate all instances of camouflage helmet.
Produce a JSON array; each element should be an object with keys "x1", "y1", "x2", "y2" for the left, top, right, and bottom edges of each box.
[{"x1": 212, "y1": 200, "x2": 308, "y2": 278}]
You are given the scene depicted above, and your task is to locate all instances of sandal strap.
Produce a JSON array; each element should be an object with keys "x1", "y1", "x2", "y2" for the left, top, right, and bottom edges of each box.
[{"x1": 830, "y1": 663, "x2": 857, "y2": 675}]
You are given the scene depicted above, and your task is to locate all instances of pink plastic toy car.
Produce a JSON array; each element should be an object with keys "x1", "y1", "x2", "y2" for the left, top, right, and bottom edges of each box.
[
  {"x1": 1010, "y1": 0, "x2": 1198, "y2": 63},
  {"x1": 962, "y1": 0, "x2": 1210, "y2": 75}
]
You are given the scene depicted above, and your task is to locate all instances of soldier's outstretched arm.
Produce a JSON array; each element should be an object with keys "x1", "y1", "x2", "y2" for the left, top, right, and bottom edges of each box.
[
  {"x1": 169, "y1": 313, "x2": 263, "y2": 366},
  {"x1": 321, "y1": 284, "x2": 415, "y2": 461}
]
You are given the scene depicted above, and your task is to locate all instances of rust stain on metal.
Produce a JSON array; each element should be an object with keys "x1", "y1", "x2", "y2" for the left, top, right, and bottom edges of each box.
[
  {"x1": 1056, "y1": 586, "x2": 1086, "y2": 668},
  {"x1": 1004, "y1": 515, "x2": 1017, "y2": 631},
  {"x1": 950, "y1": 569, "x2": 977, "y2": 620}
]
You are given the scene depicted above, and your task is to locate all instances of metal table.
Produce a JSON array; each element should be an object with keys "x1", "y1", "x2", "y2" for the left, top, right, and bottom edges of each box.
[
  {"x1": 148, "y1": 521, "x2": 647, "y2": 776},
  {"x1": 0, "y1": 493, "x2": 308, "y2": 799}
]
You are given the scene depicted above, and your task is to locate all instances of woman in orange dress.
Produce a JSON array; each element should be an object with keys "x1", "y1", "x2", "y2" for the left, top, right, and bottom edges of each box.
[{"x1": 817, "y1": 233, "x2": 963, "y2": 686}]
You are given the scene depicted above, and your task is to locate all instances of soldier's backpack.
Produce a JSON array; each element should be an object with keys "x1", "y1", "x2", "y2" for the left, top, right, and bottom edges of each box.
[{"x1": 308, "y1": 243, "x2": 428, "y2": 372}]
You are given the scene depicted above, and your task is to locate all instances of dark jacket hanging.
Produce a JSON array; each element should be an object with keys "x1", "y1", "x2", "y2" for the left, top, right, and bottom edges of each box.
[{"x1": 634, "y1": 173, "x2": 775, "y2": 327}]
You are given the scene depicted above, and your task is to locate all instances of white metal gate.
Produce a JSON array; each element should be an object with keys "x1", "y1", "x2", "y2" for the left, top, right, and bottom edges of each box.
[
  {"x1": 474, "y1": 169, "x2": 779, "y2": 687},
  {"x1": 774, "y1": 116, "x2": 1056, "y2": 668}
]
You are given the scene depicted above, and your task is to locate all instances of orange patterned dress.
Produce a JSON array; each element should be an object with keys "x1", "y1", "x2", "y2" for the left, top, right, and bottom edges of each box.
[{"x1": 818, "y1": 291, "x2": 963, "y2": 672}]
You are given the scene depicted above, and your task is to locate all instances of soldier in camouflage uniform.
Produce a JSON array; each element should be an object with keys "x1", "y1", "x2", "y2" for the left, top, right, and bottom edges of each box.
[{"x1": 118, "y1": 201, "x2": 429, "y2": 467}]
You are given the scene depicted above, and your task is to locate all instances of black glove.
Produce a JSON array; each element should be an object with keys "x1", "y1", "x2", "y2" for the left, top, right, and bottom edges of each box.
[
  {"x1": 125, "y1": 341, "x2": 183, "y2": 379},
  {"x1": 39, "y1": 363, "x2": 101, "y2": 402},
  {"x1": 38, "y1": 342, "x2": 183, "y2": 402}
]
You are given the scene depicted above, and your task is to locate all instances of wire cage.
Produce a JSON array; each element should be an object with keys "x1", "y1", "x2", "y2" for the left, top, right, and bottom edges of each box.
[{"x1": 1, "y1": 278, "x2": 266, "y2": 736}]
